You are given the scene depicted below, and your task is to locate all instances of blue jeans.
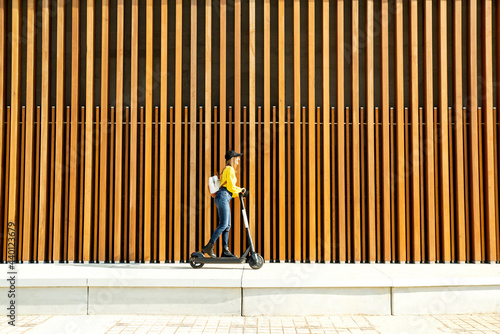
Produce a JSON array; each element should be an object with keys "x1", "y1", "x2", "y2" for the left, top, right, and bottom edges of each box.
[{"x1": 209, "y1": 187, "x2": 232, "y2": 247}]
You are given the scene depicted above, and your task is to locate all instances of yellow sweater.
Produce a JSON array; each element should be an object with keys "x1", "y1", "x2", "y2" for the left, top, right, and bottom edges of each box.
[{"x1": 220, "y1": 166, "x2": 243, "y2": 198}]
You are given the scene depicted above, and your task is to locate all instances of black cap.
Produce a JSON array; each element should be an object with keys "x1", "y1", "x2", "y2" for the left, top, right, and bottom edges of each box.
[{"x1": 225, "y1": 150, "x2": 243, "y2": 161}]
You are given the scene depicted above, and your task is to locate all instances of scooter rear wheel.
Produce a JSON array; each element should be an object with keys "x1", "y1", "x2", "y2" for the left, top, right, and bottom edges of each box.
[
  {"x1": 189, "y1": 253, "x2": 205, "y2": 269},
  {"x1": 248, "y1": 253, "x2": 264, "y2": 270}
]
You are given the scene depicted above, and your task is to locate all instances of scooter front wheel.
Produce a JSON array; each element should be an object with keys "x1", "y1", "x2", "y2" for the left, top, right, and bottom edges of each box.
[{"x1": 248, "y1": 253, "x2": 264, "y2": 270}]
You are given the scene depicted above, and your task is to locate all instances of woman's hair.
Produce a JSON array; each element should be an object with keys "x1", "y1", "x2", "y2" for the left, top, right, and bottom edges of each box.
[{"x1": 226, "y1": 156, "x2": 237, "y2": 167}]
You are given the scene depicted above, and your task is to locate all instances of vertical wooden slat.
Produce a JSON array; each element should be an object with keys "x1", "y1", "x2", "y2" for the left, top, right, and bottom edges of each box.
[
  {"x1": 454, "y1": 0, "x2": 466, "y2": 262},
  {"x1": 390, "y1": 106, "x2": 396, "y2": 261},
  {"x1": 160, "y1": 0, "x2": 168, "y2": 261},
  {"x1": 38, "y1": 0, "x2": 50, "y2": 262},
  {"x1": 3, "y1": 107, "x2": 10, "y2": 261},
  {"x1": 439, "y1": 0, "x2": 451, "y2": 263},
  {"x1": 287, "y1": 106, "x2": 292, "y2": 260},
  {"x1": 188, "y1": 0, "x2": 196, "y2": 255},
  {"x1": 53, "y1": 0, "x2": 65, "y2": 262},
  {"x1": 483, "y1": 0, "x2": 497, "y2": 262},
  {"x1": 138, "y1": 106, "x2": 144, "y2": 261},
  {"x1": 302, "y1": 106, "x2": 307, "y2": 260},
  {"x1": 351, "y1": 0, "x2": 360, "y2": 263},
  {"x1": 381, "y1": 0, "x2": 391, "y2": 263},
  {"x1": 183, "y1": 106, "x2": 189, "y2": 260},
  {"x1": 434, "y1": 106, "x2": 441, "y2": 260},
  {"x1": 170, "y1": 106, "x2": 175, "y2": 259},
  {"x1": 129, "y1": 0, "x2": 138, "y2": 263},
  {"x1": 154, "y1": 106, "x2": 159, "y2": 260},
  {"x1": 113, "y1": 0, "x2": 124, "y2": 263},
  {"x1": 404, "y1": 107, "x2": 411, "y2": 260},
  {"x1": 337, "y1": 0, "x2": 346, "y2": 263},
  {"x1": 240, "y1": 106, "x2": 245, "y2": 251},
  {"x1": 203, "y1": 106, "x2": 210, "y2": 248},
  {"x1": 316, "y1": 107, "x2": 322, "y2": 260},
  {"x1": 79, "y1": 106, "x2": 85, "y2": 261},
  {"x1": 463, "y1": 106, "x2": 470, "y2": 261},
  {"x1": 468, "y1": 0, "x2": 481, "y2": 262},
  {"x1": 205, "y1": 0, "x2": 212, "y2": 254},
  {"x1": 424, "y1": 0, "x2": 436, "y2": 263},
  {"x1": 123, "y1": 107, "x2": 129, "y2": 260},
  {"x1": 198, "y1": 106, "x2": 203, "y2": 252},
  {"x1": 420, "y1": 107, "x2": 426, "y2": 260},
  {"x1": 249, "y1": 0, "x2": 256, "y2": 254},
  {"x1": 174, "y1": 0, "x2": 182, "y2": 262},
  {"x1": 263, "y1": 0, "x2": 271, "y2": 260},
  {"x1": 234, "y1": 0, "x2": 241, "y2": 254},
  {"x1": 93, "y1": 106, "x2": 99, "y2": 261},
  {"x1": 83, "y1": 0, "x2": 95, "y2": 262},
  {"x1": 18, "y1": 107, "x2": 25, "y2": 260},
  {"x1": 99, "y1": 0, "x2": 110, "y2": 262},
  {"x1": 49, "y1": 106, "x2": 56, "y2": 261},
  {"x1": 308, "y1": 0, "x2": 317, "y2": 262},
  {"x1": 375, "y1": 107, "x2": 381, "y2": 261},
  {"x1": 213, "y1": 106, "x2": 218, "y2": 250},
  {"x1": 331, "y1": 106, "x2": 336, "y2": 261},
  {"x1": 257, "y1": 106, "x2": 262, "y2": 254},
  {"x1": 68, "y1": 0, "x2": 79, "y2": 263},
  {"x1": 33, "y1": 107, "x2": 41, "y2": 259},
  {"x1": 366, "y1": 0, "x2": 375, "y2": 263},
  {"x1": 0, "y1": 0, "x2": 5, "y2": 259},
  {"x1": 144, "y1": 0, "x2": 154, "y2": 262},
  {"x1": 395, "y1": 0, "x2": 406, "y2": 263},
  {"x1": 361, "y1": 105, "x2": 366, "y2": 260},
  {"x1": 346, "y1": 106, "x2": 351, "y2": 261},
  {"x1": 322, "y1": 0, "x2": 331, "y2": 262},
  {"x1": 278, "y1": 0, "x2": 285, "y2": 261},
  {"x1": 220, "y1": 0, "x2": 226, "y2": 171},
  {"x1": 8, "y1": 0, "x2": 22, "y2": 259},
  {"x1": 448, "y1": 106, "x2": 455, "y2": 260},
  {"x1": 273, "y1": 106, "x2": 277, "y2": 259},
  {"x1": 496, "y1": 106, "x2": 500, "y2": 261},
  {"x1": 108, "y1": 106, "x2": 115, "y2": 260},
  {"x1": 23, "y1": 0, "x2": 36, "y2": 262},
  {"x1": 410, "y1": 0, "x2": 421, "y2": 263}
]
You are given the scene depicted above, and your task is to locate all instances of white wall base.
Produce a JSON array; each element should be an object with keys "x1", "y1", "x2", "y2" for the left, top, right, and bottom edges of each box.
[
  {"x1": 1, "y1": 287, "x2": 88, "y2": 315},
  {"x1": 392, "y1": 286, "x2": 500, "y2": 315},
  {"x1": 88, "y1": 287, "x2": 241, "y2": 315},
  {"x1": 242, "y1": 287, "x2": 391, "y2": 316}
]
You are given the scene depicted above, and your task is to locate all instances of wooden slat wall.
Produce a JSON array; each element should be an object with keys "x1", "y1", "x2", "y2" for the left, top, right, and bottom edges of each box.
[{"x1": 2, "y1": 0, "x2": 500, "y2": 264}]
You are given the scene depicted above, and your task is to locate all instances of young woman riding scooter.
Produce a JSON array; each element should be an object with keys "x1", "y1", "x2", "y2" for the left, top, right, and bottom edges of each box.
[{"x1": 201, "y1": 150, "x2": 246, "y2": 258}]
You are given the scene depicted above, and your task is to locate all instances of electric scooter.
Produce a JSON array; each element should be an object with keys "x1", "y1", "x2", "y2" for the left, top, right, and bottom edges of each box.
[{"x1": 189, "y1": 191, "x2": 264, "y2": 270}]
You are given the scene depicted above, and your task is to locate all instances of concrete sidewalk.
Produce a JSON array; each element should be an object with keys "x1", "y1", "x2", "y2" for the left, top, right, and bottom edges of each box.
[
  {"x1": 2, "y1": 314, "x2": 500, "y2": 334},
  {"x1": 1, "y1": 263, "x2": 500, "y2": 316}
]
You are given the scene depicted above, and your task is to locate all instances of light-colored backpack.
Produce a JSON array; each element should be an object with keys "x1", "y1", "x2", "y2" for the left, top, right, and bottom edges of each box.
[{"x1": 208, "y1": 168, "x2": 227, "y2": 198}]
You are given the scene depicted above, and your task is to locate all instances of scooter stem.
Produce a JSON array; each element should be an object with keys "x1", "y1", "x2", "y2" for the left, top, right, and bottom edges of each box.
[{"x1": 240, "y1": 195, "x2": 256, "y2": 253}]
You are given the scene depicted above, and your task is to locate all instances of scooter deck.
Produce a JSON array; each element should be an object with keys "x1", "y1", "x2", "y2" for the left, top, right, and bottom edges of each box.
[{"x1": 194, "y1": 256, "x2": 247, "y2": 264}]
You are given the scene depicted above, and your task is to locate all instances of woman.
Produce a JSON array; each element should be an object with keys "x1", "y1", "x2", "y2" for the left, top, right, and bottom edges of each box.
[{"x1": 202, "y1": 150, "x2": 246, "y2": 258}]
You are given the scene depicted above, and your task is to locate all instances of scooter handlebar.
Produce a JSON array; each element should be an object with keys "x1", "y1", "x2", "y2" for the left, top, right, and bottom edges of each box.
[{"x1": 239, "y1": 188, "x2": 249, "y2": 198}]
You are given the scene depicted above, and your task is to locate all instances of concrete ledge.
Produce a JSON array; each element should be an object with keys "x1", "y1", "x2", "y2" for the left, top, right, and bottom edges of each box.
[{"x1": 2, "y1": 263, "x2": 499, "y2": 315}]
